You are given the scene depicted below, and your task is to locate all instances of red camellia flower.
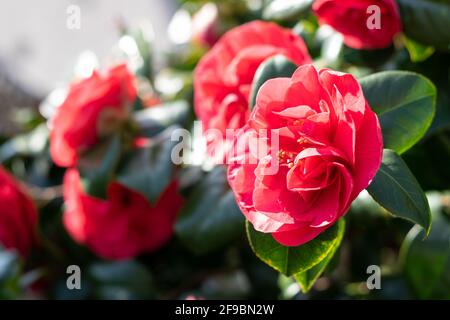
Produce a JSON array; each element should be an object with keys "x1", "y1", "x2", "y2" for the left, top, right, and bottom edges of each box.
[
  {"x1": 0, "y1": 167, "x2": 38, "y2": 256},
  {"x1": 50, "y1": 64, "x2": 137, "y2": 167},
  {"x1": 227, "y1": 65, "x2": 383, "y2": 246},
  {"x1": 194, "y1": 20, "x2": 312, "y2": 160},
  {"x1": 63, "y1": 169, "x2": 183, "y2": 260},
  {"x1": 313, "y1": 0, "x2": 402, "y2": 49}
]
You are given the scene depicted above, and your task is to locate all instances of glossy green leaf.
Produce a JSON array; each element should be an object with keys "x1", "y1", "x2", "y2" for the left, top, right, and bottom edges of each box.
[
  {"x1": 117, "y1": 127, "x2": 178, "y2": 203},
  {"x1": 0, "y1": 124, "x2": 49, "y2": 164},
  {"x1": 428, "y1": 84, "x2": 450, "y2": 135},
  {"x1": 133, "y1": 100, "x2": 191, "y2": 137},
  {"x1": 404, "y1": 36, "x2": 435, "y2": 63},
  {"x1": 0, "y1": 248, "x2": 20, "y2": 286},
  {"x1": 294, "y1": 227, "x2": 343, "y2": 292},
  {"x1": 131, "y1": 27, "x2": 154, "y2": 80},
  {"x1": 0, "y1": 247, "x2": 21, "y2": 299},
  {"x1": 89, "y1": 260, "x2": 154, "y2": 299},
  {"x1": 246, "y1": 218, "x2": 345, "y2": 277},
  {"x1": 398, "y1": 0, "x2": 450, "y2": 51},
  {"x1": 400, "y1": 192, "x2": 450, "y2": 299},
  {"x1": 175, "y1": 166, "x2": 244, "y2": 254},
  {"x1": 79, "y1": 135, "x2": 122, "y2": 199},
  {"x1": 367, "y1": 149, "x2": 432, "y2": 234},
  {"x1": 319, "y1": 30, "x2": 344, "y2": 68},
  {"x1": 249, "y1": 55, "x2": 298, "y2": 110},
  {"x1": 342, "y1": 45, "x2": 394, "y2": 68},
  {"x1": 360, "y1": 71, "x2": 436, "y2": 154},
  {"x1": 263, "y1": 0, "x2": 313, "y2": 21}
]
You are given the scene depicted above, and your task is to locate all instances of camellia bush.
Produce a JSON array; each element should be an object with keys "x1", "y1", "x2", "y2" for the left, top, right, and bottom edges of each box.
[{"x1": 0, "y1": 0, "x2": 449, "y2": 300}]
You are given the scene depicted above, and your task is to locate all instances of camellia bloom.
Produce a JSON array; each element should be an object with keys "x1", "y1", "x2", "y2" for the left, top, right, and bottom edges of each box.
[
  {"x1": 194, "y1": 20, "x2": 312, "y2": 160},
  {"x1": 50, "y1": 64, "x2": 137, "y2": 167},
  {"x1": 0, "y1": 167, "x2": 38, "y2": 256},
  {"x1": 227, "y1": 65, "x2": 383, "y2": 246},
  {"x1": 313, "y1": 0, "x2": 402, "y2": 49},
  {"x1": 63, "y1": 169, "x2": 183, "y2": 260}
]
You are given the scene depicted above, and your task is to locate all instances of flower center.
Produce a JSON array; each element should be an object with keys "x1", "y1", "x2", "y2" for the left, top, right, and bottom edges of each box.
[{"x1": 277, "y1": 149, "x2": 296, "y2": 168}]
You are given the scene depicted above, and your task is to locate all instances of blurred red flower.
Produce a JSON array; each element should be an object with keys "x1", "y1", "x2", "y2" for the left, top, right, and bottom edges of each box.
[
  {"x1": 0, "y1": 167, "x2": 38, "y2": 256},
  {"x1": 313, "y1": 0, "x2": 402, "y2": 49},
  {"x1": 227, "y1": 65, "x2": 383, "y2": 246},
  {"x1": 191, "y1": 2, "x2": 220, "y2": 47},
  {"x1": 194, "y1": 20, "x2": 312, "y2": 161},
  {"x1": 50, "y1": 64, "x2": 137, "y2": 167},
  {"x1": 63, "y1": 169, "x2": 183, "y2": 260}
]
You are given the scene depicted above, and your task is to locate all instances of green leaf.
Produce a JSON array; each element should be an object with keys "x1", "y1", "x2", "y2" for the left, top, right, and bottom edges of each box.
[
  {"x1": 133, "y1": 100, "x2": 191, "y2": 137},
  {"x1": 403, "y1": 36, "x2": 435, "y2": 62},
  {"x1": 367, "y1": 149, "x2": 432, "y2": 234},
  {"x1": 342, "y1": 45, "x2": 394, "y2": 68},
  {"x1": 292, "y1": 19, "x2": 320, "y2": 57},
  {"x1": 89, "y1": 260, "x2": 154, "y2": 299},
  {"x1": 0, "y1": 248, "x2": 21, "y2": 286},
  {"x1": 0, "y1": 247, "x2": 22, "y2": 299},
  {"x1": 0, "y1": 124, "x2": 49, "y2": 164},
  {"x1": 117, "y1": 127, "x2": 178, "y2": 204},
  {"x1": 246, "y1": 218, "x2": 345, "y2": 277},
  {"x1": 397, "y1": 0, "x2": 450, "y2": 51},
  {"x1": 319, "y1": 30, "x2": 344, "y2": 68},
  {"x1": 263, "y1": 0, "x2": 313, "y2": 22},
  {"x1": 293, "y1": 229, "x2": 343, "y2": 293},
  {"x1": 400, "y1": 192, "x2": 450, "y2": 299},
  {"x1": 175, "y1": 166, "x2": 244, "y2": 255},
  {"x1": 78, "y1": 135, "x2": 122, "y2": 199},
  {"x1": 249, "y1": 55, "x2": 298, "y2": 111},
  {"x1": 132, "y1": 28, "x2": 154, "y2": 80},
  {"x1": 360, "y1": 71, "x2": 436, "y2": 154},
  {"x1": 118, "y1": 25, "x2": 154, "y2": 81},
  {"x1": 428, "y1": 87, "x2": 450, "y2": 134}
]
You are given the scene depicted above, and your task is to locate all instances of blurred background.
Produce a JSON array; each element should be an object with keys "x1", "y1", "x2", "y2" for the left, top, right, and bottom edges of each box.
[
  {"x1": 0, "y1": 0, "x2": 177, "y2": 134},
  {"x1": 0, "y1": 0, "x2": 176, "y2": 93}
]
